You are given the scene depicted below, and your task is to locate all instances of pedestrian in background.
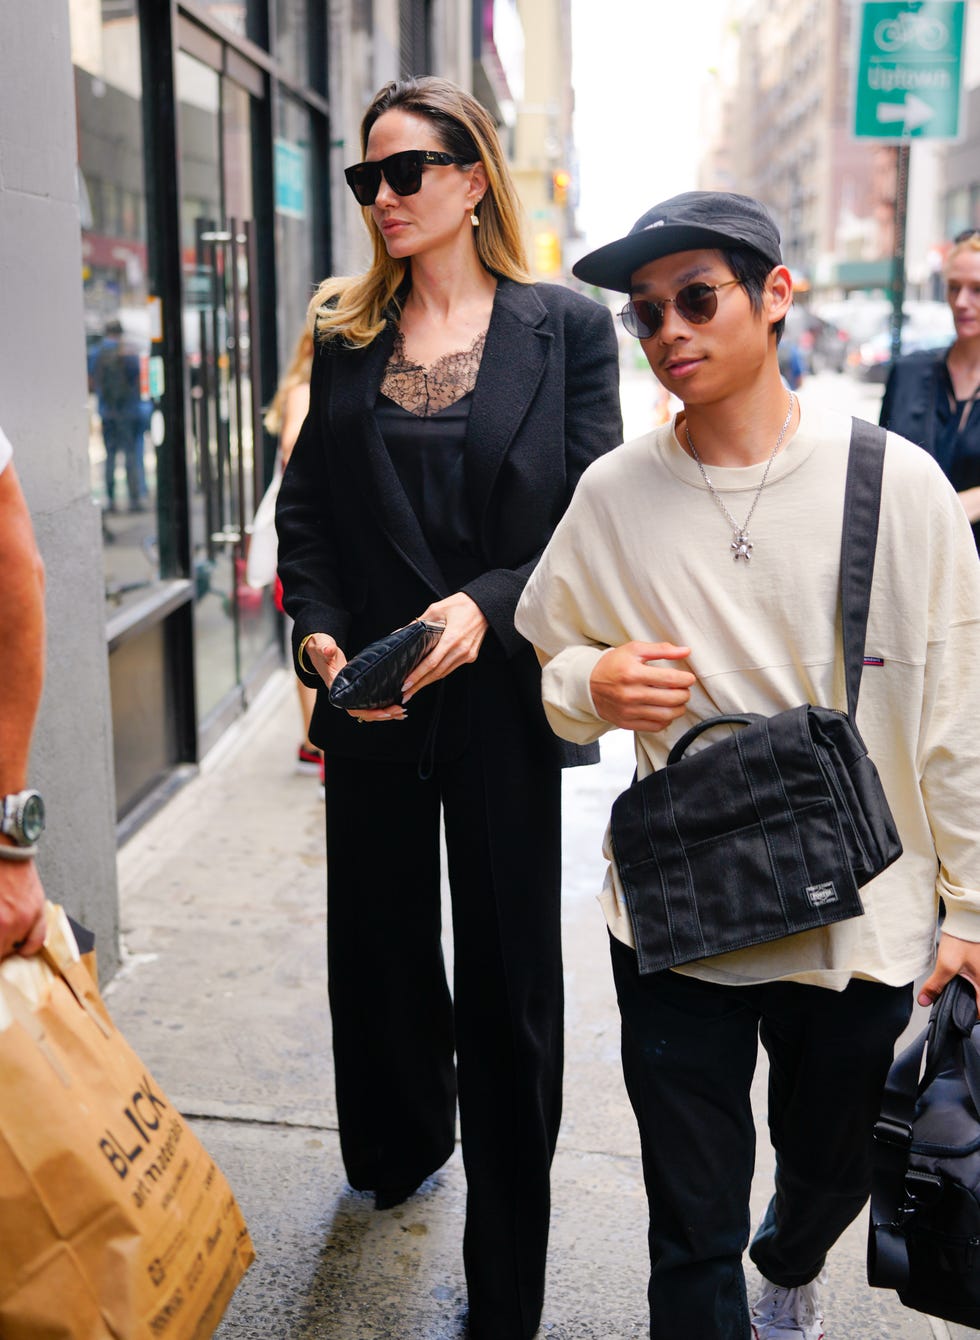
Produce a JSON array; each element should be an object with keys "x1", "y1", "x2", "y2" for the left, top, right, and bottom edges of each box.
[
  {"x1": 260, "y1": 326, "x2": 320, "y2": 782},
  {"x1": 0, "y1": 425, "x2": 49, "y2": 959},
  {"x1": 275, "y1": 76, "x2": 622, "y2": 1340},
  {"x1": 91, "y1": 318, "x2": 146, "y2": 514},
  {"x1": 516, "y1": 191, "x2": 980, "y2": 1340},
  {"x1": 880, "y1": 227, "x2": 980, "y2": 551}
]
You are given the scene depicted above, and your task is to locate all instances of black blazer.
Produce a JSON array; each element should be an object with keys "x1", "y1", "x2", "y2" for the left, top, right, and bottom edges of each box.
[
  {"x1": 879, "y1": 348, "x2": 948, "y2": 459},
  {"x1": 880, "y1": 346, "x2": 980, "y2": 550},
  {"x1": 276, "y1": 277, "x2": 623, "y2": 766}
]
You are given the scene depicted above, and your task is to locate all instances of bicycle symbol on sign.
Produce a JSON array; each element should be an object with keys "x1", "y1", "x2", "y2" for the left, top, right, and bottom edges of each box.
[{"x1": 874, "y1": 11, "x2": 948, "y2": 52}]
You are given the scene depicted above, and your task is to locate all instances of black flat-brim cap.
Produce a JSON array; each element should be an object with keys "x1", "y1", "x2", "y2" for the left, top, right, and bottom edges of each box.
[{"x1": 572, "y1": 191, "x2": 782, "y2": 293}]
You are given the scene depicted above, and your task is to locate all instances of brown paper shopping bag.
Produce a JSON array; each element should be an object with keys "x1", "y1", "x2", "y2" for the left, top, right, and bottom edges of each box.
[{"x1": 0, "y1": 906, "x2": 255, "y2": 1340}]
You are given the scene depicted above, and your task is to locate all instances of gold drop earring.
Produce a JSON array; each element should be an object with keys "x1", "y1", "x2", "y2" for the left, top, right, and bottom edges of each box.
[{"x1": 470, "y1": 202, "x2": 480, "y2": 228}]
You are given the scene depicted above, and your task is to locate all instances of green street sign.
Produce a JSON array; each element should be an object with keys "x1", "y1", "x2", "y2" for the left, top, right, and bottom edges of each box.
[{"x1": 854, "y1": 1, "x2": 965, "y2": 139}]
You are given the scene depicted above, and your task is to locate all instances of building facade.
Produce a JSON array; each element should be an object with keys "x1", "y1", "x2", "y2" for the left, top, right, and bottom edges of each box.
[{"x1": 699, "y1": 0, "x2": 976, "y2": 298}]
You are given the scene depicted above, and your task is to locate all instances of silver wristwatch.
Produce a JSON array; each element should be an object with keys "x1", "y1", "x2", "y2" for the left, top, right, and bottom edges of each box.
[{"x1": 0, "y1": 790, "x2": 46, "y2": 847}]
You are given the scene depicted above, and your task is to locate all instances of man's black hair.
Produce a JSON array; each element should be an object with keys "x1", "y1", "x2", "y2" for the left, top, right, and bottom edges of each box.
[{"x1": 721, "y1": 245, "x2": 786, "y2": 344}]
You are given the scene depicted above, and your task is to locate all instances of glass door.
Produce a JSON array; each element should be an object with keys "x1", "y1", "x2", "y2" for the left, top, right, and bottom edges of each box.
[{"x1": 177, "y1": 50, "x2": 275, "y2": 732}]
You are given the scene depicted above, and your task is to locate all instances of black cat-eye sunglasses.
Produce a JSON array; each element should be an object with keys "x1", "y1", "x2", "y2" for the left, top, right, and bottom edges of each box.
[{"x1": 344, "y1": 149, "x2": 472, "y2": 206}]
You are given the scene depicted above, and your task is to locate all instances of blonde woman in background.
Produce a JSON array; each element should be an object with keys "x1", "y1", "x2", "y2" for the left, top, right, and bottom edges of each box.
[
  {"x1": 880, "y1": 227, "x2": 980, "y2": 551},
  {"x1": 262, "y1": 327, "x2": 319, "y2": 778}
]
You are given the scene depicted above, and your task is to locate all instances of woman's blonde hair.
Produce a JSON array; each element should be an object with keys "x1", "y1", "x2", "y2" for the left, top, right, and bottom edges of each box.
[
  {"x1": 946, "y1": 229, "x2": 980, "y2": 271},
  {"x1": 263, "y1": 327, "x2": 315, "y2": 436},
  {"x1": 310, "y1": 77, "x2": 530, "y2": 348}
]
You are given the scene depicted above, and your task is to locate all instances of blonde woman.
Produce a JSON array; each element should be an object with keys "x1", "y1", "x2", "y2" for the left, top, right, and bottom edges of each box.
[
  {"x1": 276, "y1": 77, "x2": 621, "y2": 1339},
  {"x1": 262, "y1": 329, "x2": 320, "y2": 777},
  {"x1": 880, "y1": 228, "x2": 980, "y2": 549}
]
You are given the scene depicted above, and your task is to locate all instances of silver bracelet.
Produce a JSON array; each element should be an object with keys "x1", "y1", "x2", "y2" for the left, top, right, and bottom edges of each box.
[{"x1": 0, "y1": 842, "x2": 37, "y2": 863}]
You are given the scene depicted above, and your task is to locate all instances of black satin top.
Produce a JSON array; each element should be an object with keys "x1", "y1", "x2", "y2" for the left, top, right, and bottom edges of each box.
[{"x1": 375, "y1": 391, "x2": 482, "y2": 587}]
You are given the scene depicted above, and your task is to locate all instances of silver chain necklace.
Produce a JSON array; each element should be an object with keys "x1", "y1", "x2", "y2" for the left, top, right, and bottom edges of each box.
[{"x1": 684, "y1": 392, "x2": 796, "y2": 561}]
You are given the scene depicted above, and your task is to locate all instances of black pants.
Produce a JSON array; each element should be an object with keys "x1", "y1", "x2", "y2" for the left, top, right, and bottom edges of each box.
[
  {"x1": 609, "y1": 936, "x2": 913, "y2": 1339},
  {"x1": 323, "y1": 725, "x2": 564, "y2": 1340}
]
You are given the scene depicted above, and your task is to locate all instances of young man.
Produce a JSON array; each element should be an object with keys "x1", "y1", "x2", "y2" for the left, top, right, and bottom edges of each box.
[{"x1": 515, "y1": 192, "x2": 980, "y2": 1339}]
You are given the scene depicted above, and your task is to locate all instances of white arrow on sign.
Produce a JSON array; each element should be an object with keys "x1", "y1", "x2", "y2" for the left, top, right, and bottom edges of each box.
[{"x1": 876, "y1": 93, "x2": 935, "y2": 132}]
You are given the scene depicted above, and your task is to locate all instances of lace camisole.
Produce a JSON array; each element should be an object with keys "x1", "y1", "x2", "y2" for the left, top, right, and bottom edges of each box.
[{"x1": 375, "y1": 328, "x2": 487, "y2": 585}]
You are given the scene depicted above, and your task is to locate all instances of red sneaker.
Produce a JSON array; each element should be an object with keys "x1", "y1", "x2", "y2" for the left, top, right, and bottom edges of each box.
[{"x1": 296, "y1": 744, "x2": 322, "y2": 776}]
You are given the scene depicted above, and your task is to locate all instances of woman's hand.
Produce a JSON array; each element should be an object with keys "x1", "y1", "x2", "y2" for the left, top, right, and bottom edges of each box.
[
  {"x1": 305, "y1": 632, "x2": 406, "y2": 724},
  {"x1": 401, "y1": 593, "x2": 489, "y2": 703},
  {"x1": 958, "y1": 485, "x2": 980, "y2": 524}
]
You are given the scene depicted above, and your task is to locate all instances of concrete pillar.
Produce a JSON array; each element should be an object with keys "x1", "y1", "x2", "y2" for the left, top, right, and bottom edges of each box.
[{"x1": 0, "y1": 0, "x2": 120, "y2": 974}]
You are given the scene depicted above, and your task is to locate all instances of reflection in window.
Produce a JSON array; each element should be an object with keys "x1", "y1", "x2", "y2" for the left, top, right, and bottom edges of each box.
[
  {"x1": 71, "y1": 0, "x2": 162, "y2": 615},
  {"x1": 190, "y1": 1, "x2": 267, "y2": 46},
  {"x1": 275, "y1": 90, "x2": 318, "y2": 357}
]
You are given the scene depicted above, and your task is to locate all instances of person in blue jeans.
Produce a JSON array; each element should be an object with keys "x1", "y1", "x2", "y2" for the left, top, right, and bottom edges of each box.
[
  {"x1": 92, "y1": 319, "x2": 146, "y2": 512},
  {"x1": 517, "y1": 191, "x2": 980, "y2": 1339}
]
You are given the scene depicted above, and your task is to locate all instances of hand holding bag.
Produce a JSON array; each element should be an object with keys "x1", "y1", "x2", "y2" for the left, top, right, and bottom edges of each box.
[
  {"x1": 869, "y1": 975, "x2": 980, "y2": 1327},
  {"x1": 0, "y1": 905, "x2": 255, "y2": 1339},
  {"x1": 328, "y1": 619, "x2": 445, "y2": 711},
  {"x1": 609, "y1": 419, "x2": 902, "y2": 975}
]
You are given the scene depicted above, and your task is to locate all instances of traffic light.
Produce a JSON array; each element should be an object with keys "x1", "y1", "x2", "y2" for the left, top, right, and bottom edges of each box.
[
  {"x1": 551, "y1": 168, "x2": 571, "y2": 207},
  {"x1": 534, "y1": 230, "x2": 561, "y2": 276}
]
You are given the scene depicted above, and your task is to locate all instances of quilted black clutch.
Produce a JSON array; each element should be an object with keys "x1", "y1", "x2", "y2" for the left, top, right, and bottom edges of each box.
[{"x1": 328, "y1": 620, "x2": 445, "y2": 711}]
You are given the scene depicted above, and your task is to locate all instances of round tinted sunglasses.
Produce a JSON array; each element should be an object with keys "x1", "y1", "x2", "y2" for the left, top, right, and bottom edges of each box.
[
  {"x1": 619, "y1": 279, "x2": 741, "y2": 339},
  {"x1": 344, "y1": 149, "x2": 472, "y2": 206}
]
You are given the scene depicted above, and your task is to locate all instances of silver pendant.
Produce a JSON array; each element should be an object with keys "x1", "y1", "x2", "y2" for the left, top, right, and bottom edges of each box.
[{"x1": 731, "y1": 532, "x2": 753, "y2": 561}]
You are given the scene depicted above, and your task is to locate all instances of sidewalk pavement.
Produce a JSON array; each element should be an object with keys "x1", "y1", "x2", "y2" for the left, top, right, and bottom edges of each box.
[{"x1": 106, "y1": 670, "x2": 962, "y2": 1339}]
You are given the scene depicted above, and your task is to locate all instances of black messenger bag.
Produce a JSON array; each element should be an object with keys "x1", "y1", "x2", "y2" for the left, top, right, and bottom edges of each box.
[
  {"x1": 609, "y1": 418, "x2": 902, "y2": 976},
  {"x1": 869, "y1": 975, "x2": 980, "y2": 1327}
]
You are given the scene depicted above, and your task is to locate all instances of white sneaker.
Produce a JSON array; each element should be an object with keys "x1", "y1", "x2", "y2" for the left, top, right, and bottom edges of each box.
[{"x1": 751, "y1": 1268, "x2": 826, "y2": 1339}]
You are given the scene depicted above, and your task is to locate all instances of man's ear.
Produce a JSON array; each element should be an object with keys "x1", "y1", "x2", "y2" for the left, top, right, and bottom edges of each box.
[{"x1": 766, "y1": 265, "x2": 795, "y2": 329}]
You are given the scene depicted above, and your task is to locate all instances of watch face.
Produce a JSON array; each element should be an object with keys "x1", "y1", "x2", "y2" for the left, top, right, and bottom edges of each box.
[{"x1": 20, "y1": 793, "x2": 45, "y2": 844}]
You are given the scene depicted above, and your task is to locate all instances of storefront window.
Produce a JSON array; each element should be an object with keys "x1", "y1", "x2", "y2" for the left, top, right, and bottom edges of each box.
[
  {"x1": 274, "y1": 90, "x2": 319, "y2": 356},
  {"x1": 178, "y1": 51, "x2": 278, "y2": 727},
  {"x1": 71, "y1": 1, "x2": 162, "y2": 617},
  {"x1": 275, "y1": 0, "x2": 326, "y2": 90},
  {"x1": 191, "y1": 1, "x2": 268, "y2": 47}
]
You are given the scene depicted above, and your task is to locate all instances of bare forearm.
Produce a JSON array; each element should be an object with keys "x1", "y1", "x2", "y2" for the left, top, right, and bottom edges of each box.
[
  {"x1": 958, "y1": 485, "x2": 980, "y2": 524},
  {"x1": 0, "y1": 465, "x2": 45, "y2": 792}
]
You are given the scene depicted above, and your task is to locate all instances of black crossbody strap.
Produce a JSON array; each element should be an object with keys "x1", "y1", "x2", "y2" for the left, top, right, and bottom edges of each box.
[{"x1": 841, "y1": 419, "x2": 887, "y2": 721}]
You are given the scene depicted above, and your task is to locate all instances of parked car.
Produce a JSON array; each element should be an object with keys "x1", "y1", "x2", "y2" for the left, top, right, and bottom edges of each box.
[
  {"x1": 782, "y1": 306, "x2": 851, "y2": 375},
  {"x1": 853, "y1": 316, "x2": 954, "y2": 382},
  {"x1": 814, "y1": 298, "x2": 894, "y2": 371}
]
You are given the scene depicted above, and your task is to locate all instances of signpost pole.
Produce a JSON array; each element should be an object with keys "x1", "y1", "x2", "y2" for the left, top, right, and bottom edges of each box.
[{"x1": 889, "y1": 142, "x2": 911, "y2": 365}]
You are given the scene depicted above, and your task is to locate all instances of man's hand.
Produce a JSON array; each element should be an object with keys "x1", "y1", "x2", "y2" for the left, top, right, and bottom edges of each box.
[
  {"x1": 918, "y1": 932, "x2": 980, "y2": 1012},
  {"x1": 401, "y1": 594, "x2": 488, "y2": 703},
  {"x1": 0, "y1": 859, "x2": 46, "y2": 960},
  {"x1": 590, "y1": 642, "x2": 695, "y2": 733}
]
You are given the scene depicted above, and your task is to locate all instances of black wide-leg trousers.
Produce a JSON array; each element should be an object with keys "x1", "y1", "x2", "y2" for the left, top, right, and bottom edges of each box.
[{"x1": 323, "y1": 712, "x2": 564, "y2": 1340}]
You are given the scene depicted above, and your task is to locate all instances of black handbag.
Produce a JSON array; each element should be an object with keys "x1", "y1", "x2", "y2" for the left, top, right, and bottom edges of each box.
[
  {"x1": 609, "y1": 418, "x2": 902, "y2": 975},
  {"x1": 328, "y1": 620, "x2": 444, "y2": 711},
  {"x1": 869, "y1": 976, "x2": 980, "y2": 1327}
]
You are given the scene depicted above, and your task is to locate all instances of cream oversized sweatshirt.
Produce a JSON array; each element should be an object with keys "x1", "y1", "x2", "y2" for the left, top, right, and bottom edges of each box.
[{"x1": 515, "y1": 400, "x2": 980, "y2": 989}]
